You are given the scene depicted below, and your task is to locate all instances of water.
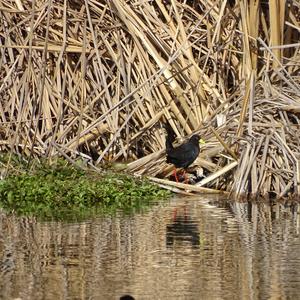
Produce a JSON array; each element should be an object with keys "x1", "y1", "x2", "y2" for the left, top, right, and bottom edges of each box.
[{"x1": 0, "y1": 195, "x2": 300, "y2": 300}]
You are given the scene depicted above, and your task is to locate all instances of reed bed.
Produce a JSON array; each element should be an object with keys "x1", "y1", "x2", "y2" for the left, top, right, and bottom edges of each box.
[{"x1": 1, "y1": 0, "x2": 300, "y2": 199}]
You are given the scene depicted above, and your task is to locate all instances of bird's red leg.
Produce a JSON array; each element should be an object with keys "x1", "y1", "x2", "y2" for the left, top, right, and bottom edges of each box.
[
  {"x1": 183, "y1": 170, "x2": 188, "y2": 184},
  {"x1": 173, "y1": 168, "x2": 179, "y2": 182},
  {"x1": 172, "y1": 169, "x2": 178, "y2": 219}
]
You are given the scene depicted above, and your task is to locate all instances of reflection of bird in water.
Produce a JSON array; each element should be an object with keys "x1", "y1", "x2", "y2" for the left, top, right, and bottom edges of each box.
[
  {"x1": 166, "y1": 212, "x2": 200, "y2": 248},
  {"x1": 164, "y1": 123, "x2": 201, "y2": 183},
  {"x1": 120, "y1": 295, "x2": 135, "y2": 300}
]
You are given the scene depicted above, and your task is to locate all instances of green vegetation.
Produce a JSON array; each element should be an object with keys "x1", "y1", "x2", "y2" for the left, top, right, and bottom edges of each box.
[{"x1": 0, "y1": 160, "x2": 170, "y2": 220}]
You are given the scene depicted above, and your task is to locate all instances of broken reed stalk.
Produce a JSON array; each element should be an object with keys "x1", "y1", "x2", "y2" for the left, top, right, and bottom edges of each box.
[
  {"x1": 1, "y1": 0, "x2": 300, "y2": 199},
  {"x1": 148, "y1": 177, "x2": 227, "y2": 195}
]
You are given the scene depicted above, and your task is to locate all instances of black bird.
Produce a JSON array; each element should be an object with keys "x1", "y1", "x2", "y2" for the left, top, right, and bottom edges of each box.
[
  {"x1": 165, "y1": 124, "x2": 200, "y2": 182},
  {"x1": 120, "y1": 295, "x2": 135, "y2": 300}
]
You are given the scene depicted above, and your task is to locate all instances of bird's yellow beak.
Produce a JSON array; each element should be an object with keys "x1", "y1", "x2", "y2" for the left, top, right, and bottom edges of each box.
[{"x1": 199, "y1": 138, "x2": 206, "y2": 145}]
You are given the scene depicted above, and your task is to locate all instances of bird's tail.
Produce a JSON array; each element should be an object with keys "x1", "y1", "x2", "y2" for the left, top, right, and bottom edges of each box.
[{"x1": 164, "y1": 123, "x2": 176, "y2": 151}]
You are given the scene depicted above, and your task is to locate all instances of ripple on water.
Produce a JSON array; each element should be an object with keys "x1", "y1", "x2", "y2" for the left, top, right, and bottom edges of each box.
[{"x1": 0, "y1": 197, "x2": 299, "y2": 299}]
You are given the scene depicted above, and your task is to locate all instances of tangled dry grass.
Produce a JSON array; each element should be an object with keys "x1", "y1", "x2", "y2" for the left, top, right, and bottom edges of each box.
[{"x1": 1, "y1": 0, "x2": 300, "y2": 199}]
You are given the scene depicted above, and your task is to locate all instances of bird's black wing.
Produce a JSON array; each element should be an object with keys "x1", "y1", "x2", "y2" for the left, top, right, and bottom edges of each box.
[{"x1": 166, "y1": 142, "x2": 199, "y2": 168}]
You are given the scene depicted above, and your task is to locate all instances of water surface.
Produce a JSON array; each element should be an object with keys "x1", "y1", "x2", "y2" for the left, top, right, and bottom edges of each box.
[{"x1": 0, "y1": 195, "x2": 299, "y2": 299}]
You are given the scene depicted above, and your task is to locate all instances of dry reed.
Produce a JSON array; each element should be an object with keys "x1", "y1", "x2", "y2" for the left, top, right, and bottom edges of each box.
[{"x1": 1, "y1": 0, "x2": 300, "y2": 199}]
